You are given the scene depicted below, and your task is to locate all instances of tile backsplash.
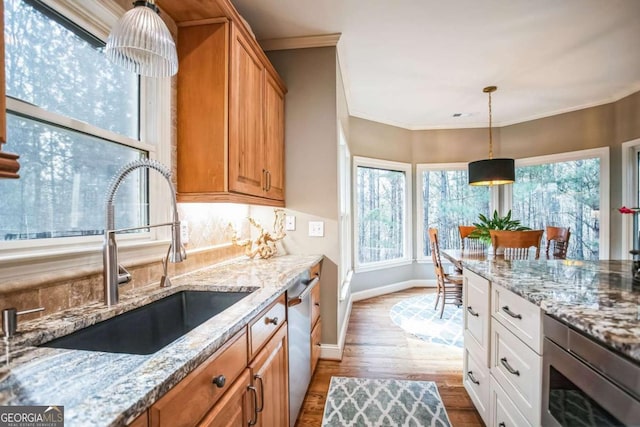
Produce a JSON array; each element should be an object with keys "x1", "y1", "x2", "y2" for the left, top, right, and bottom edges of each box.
[{"x1": 0, "y1": 203, "x2": 257, "y2": 320}]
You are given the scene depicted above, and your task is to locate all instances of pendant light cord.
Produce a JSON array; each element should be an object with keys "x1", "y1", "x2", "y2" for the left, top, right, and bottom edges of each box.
[{"x1": 488, "y1": 89, "x2": 493, "y2": 160}]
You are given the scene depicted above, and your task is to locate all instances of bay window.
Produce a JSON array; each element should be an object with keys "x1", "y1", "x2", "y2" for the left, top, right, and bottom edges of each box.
[
  {"x1": 416, "y1": 164, "x2": 492, "y2": 260},
  {"x1": 354, "y1": 157, "x2": 412, "y2": 271}
]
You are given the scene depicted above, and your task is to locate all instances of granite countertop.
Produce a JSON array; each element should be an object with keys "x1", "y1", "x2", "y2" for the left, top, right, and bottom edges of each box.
[
  {"x1": 462, "y1": 259, "x2": 640, "y2": 363},
  {"x1": 0, "y1": 254, "x2": 323, "y2": 426}
]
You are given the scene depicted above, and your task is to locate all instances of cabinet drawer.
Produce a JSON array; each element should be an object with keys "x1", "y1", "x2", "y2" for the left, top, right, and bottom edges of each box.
[
  {"x1": 490, "y1": 318, "x2": 541, "y2": 426},
  {"x1": 463, "y1": 269, "x2": 491, "y2": 366},
  {"x1": 150, "y1": 329, "x2": 248, "y2": 427},
  {"x1": 489, "y1": 375, "x2": 532, "y2": 427},
  {"x1": 311, "y1": 280, "x2": 321, "y2": 328},
  {"x1": 310, "y1": 262, "x2": 321, "y2": 279},
  {"x1": 249, "y1": 294, "x2": 286, "y2": 358},
  {"x1": 492, "y1": 284, "x2": 542, "y2": 353},
  {"x1": 198, "y1": 369, "x2": 252, "y2": 427},
  {"x1": 463, "y1": 348, "x2": 490, "y2": 425},
  {"x1": 311, "y1": 318, "x2": 322, "y2": 374}
]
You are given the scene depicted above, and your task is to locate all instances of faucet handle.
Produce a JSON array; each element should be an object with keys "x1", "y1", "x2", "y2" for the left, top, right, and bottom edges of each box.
[{"x1": 2, "y1": 307, "x2": 44, "y2": 339}]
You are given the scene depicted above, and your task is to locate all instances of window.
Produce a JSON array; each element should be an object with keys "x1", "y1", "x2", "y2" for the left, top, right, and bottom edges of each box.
[
  {"x1": 416, "y1": 164, "x2": 491, "y2": 259},
  {"x1": 0, "y1": 0, "x2": 150, "y2": 243},
  {"x1": 618, "y1": 140, "x2": 640, "y2": 258},
  {"x1": 509, "y1": 148, "x2": 609, "y2": 260},
  {"x1": 338, "y1": 126, "x2": 352, "y2": 299},
  {"x1": 353, "y1": 157, "x2": 412, "y2": 271}
]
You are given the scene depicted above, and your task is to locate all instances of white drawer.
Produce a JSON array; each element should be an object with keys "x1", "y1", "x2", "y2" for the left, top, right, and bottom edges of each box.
[
  {"x1": 463, "y1": 269, "x2": 491, "y2": 366},
  {"x1": 490, "y1": 318, "x2": 542, "y2": 426},
  {"x1": 463, "y1": 347, "x2": 490, "y2": 425},
  {"x1": 489, "y1": 375, "x2": 532, "y2": 427},
  {"x1": 492, "y1": 284, "x2": 542, "y2": 354}
]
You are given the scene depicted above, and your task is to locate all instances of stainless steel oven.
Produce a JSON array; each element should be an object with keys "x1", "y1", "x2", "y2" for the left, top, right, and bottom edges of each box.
[{"x1": 542, "y1": 314, "x2": 640, "y2": 426}]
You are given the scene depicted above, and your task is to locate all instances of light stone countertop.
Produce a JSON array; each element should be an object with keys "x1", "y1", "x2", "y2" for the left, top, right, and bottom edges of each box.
[
  {"x1": 0, "y1": 254, "x2": 323, "y2": 426},
  {"x1": 462, "y1": 259, "x2": 640, "y2": 363}
]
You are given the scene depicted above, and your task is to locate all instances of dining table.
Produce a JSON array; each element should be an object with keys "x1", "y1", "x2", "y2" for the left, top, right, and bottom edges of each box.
[{"x1": 441, "y1": 248, "x2": 492, "y2": 272}]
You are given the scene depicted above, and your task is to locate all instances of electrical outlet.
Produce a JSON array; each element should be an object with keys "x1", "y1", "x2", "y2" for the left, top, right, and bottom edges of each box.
[
  {"x1": 308, "y1": 221, "x2": 324, "y2": 237},
  {"x1": 180, "y1": 221, "x2": 189, "y2": 244},
  {"x1": 285, "y1": 215, "x2": 296, "y2": 231}
]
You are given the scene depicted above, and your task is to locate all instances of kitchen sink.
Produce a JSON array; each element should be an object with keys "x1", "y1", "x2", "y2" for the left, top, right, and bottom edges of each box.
[{"x1": 40, "y1": 290, "x2": 253, "y2": 355}]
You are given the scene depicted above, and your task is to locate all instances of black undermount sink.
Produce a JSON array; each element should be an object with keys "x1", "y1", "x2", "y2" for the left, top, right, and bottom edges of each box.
[{"x1": 41, "y1": 290, "x2": 253, "y2": 355}]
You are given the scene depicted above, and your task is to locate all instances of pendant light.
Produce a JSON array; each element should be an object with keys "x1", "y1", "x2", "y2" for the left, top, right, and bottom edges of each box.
[
  {"x1": 468, "y1": 86, "x2": 515, "y2": 186},
  {"x1": 105, "y1": 0, "x2": 178, "y2": 78}
]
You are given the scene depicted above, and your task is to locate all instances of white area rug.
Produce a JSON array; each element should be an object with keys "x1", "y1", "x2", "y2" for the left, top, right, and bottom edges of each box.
[
  {"x1": 389, "y1": 293, "x2": 463, "y2": 348},
  {"x1": 321, "y1": 376, "x2": 452, "y2": 427}
]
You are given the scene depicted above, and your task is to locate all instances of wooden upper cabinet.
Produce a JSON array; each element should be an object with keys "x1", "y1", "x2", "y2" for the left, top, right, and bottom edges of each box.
[
  {"x1": 176, "y1": 17, "x2": 286, "y2": 206},
  {"x1": 263, "y1": 72, "x2": 285, "y2": 201},
  {"x1": 229, "y1": 24, "x2": 265, "y2": 198}
]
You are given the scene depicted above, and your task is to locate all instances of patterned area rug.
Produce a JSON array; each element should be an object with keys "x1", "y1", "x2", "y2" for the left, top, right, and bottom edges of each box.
[
  {"x1": 389, "y1": 293, "x2": 463, "y2": 348},
  {"x1": 321, "y1": 377, "x2": 451, "y2": 427}
]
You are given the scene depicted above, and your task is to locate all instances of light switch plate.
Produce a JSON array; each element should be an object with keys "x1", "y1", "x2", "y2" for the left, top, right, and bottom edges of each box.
[
  {"x1": 308, "y1": 221, "x2": 324, "y2": 237},
  {"x1": 285, "y1": 215, "x2": 296, "y2": 231}
]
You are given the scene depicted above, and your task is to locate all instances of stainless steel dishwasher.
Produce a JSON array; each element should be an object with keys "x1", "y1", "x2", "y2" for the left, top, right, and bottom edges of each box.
[{"x1": 287, "y1": 272, "x2": 320, "y2": 427}]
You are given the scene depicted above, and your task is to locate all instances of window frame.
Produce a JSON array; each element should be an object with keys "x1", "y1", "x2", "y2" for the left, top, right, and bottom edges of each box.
[
  {"x1": 353, "y1": 156, "x2": 413, "y2": 273},
  {"x1": 415, "y1": 162, "x2": 497, "y2": 262},
  {"x1": 503, "y1": 147, "x2": 610, "y2": 259},
  {"x1": 620, "y1": 138, "x2": 640, "y2": 259},
  {"x1": 338, "y1": 125, "x2": 352, "y2": 301},
  {"x1": 0, "y1": 0, "x2": 173, "y2": 281}
]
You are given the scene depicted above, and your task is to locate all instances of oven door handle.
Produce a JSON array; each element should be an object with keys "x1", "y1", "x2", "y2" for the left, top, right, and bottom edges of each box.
[{"x1": 288, "y1": 277, "x2": 320, "y2": 307}]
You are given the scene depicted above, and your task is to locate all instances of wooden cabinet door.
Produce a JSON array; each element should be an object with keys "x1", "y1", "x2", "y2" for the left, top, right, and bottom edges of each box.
[
  {"x1": 249, "y1": 323, "x2": 289, "y2": 427},
  {"x1": 229, "y1": 24, "x2": 265, "y2": 198},
  {"x1": 263, "y1": 72, "x2": 285, "y2": 201},
  {"x1": 199, "y1": 369, "x2": 253, "y2": 427}
]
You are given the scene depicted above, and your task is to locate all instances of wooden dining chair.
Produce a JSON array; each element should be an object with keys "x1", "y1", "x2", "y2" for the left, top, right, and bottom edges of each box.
[
  {"x1": 459, "y1": 225, "x2": 486, "y2": 251},
  {"x1": 489, "y1": 229, "x2": 544, "y2": 259},
  {"x1": 545, "y1": 226, "x2": 571, "y2": 259},
  {"x1": 428, "y1": 228, "x2": 463, "y2": 318}
]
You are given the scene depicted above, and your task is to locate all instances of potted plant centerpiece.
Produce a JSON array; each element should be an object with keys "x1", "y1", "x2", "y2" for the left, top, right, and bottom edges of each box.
[{"x1": 470, "y1": 210, "x2": 530, "y2": 253}]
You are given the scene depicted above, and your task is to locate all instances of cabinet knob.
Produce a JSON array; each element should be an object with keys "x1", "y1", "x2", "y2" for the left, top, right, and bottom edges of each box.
[
  {"x1": 265, "y1": 316, "x2": 279, "y2": 325},
  {"x1": 314, "y1": 302, "x2": 320, "y2": 307},
  {"x1": 212, "y1": 374, "x2": 226, "y2": 388}
]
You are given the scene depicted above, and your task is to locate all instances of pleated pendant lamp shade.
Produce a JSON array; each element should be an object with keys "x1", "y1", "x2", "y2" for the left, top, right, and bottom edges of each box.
[{"x1": 106, "y1": 1, "x2": 178, "y2": 78}]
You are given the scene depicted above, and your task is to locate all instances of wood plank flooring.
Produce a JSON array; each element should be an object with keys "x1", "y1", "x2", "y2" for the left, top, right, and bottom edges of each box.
[{"x1": 295, "y1": 288, "x2": 484, "y2": 427}]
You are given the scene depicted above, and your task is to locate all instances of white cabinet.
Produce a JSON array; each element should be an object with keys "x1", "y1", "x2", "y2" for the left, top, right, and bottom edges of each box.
[
  {"x1": 491, "y1": 318, "x2": 542, "y2": 426},
  {"x1": 462, "y1": 272, "x2": 544, "y2": 427},
  {"x1": 463, "y1": 270, "x2": 491, "y2": 366}
]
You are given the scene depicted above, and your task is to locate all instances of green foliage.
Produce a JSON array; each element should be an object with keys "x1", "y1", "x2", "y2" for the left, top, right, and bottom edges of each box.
[{"x1": 470, "y1": 210, "x2": 530, "y2": 243}]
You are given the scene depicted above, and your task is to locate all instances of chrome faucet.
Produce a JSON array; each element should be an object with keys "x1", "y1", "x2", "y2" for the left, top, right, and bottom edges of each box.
[{"x1": 103, "y1": 159, "x2": 186, "y2": 307}]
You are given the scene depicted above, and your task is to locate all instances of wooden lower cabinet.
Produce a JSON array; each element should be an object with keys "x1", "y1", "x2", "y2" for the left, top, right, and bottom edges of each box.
[
  {"x1": 311, "y1": 318, "x2": 321, "y2": 374},
  {"x1": 198, "y1": 369, "x2": 253, "y2": 427},
  {"x1": 249, "y1": 323, "x2": 289, "y2": 427},
  {"x1": 150, "y1": 295, "x2": 290, "y2": 427}
]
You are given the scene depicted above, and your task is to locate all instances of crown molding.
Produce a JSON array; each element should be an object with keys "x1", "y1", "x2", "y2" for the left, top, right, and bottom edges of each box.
[{"x1": 260, "y1": 33, "x2": 341, "y2": 51}]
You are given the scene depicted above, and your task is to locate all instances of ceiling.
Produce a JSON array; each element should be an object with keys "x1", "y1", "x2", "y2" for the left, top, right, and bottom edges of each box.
[{"x1": 231, "y1": 0, "x2": 640, "y2": 130}]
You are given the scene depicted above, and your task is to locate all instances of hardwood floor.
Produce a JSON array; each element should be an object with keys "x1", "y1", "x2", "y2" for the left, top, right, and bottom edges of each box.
[{"x1": 295, "y1": 288, "x2": 484, "y2": 427}]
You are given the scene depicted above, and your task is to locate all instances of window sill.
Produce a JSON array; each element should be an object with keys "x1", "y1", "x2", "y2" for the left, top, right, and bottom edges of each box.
[
  {"x1": 0, "y1": 238, "x2": 173, "y2": 290},
  {"x1": 354, "y1": 259, "x2": 413, "y2": 273}
]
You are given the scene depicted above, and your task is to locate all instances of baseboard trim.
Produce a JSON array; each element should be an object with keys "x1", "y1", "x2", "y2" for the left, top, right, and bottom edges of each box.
[
  {"x1": 319, "y1": 292, "x2": 353, "y2": 361},
  {"x1": 351, "y1": 279, "x2": 436, "y2": 302}
]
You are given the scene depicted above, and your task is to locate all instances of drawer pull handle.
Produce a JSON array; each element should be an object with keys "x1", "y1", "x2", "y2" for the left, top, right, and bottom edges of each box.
[
  {"x1": 501, "y1": 306, "x2": 522, "y2": 319},
  {"x1": 265, "y1": 316, "x2": 279, "y2": 325},
  {"x1": 499, "y1": 423, "x2": 506, "y2": 427},
  {"x1": 255, "y1": 374, "x2": 265, "y2": 412},
  {"x1": 466, "y1": 371, "x2": 480, "y2": 385},
  {"x1": 212, "y1": 374, "x2": 226, "y2": 388},
  {"x1": 466, "y1": 306, "x2": 479, "y2": 317},
  {"x1": 248, "y1": 386, "x2": 258, "y2": 426},
  {"x1": 500, "y1": 357, "x2": 520, "y2": 376}
]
